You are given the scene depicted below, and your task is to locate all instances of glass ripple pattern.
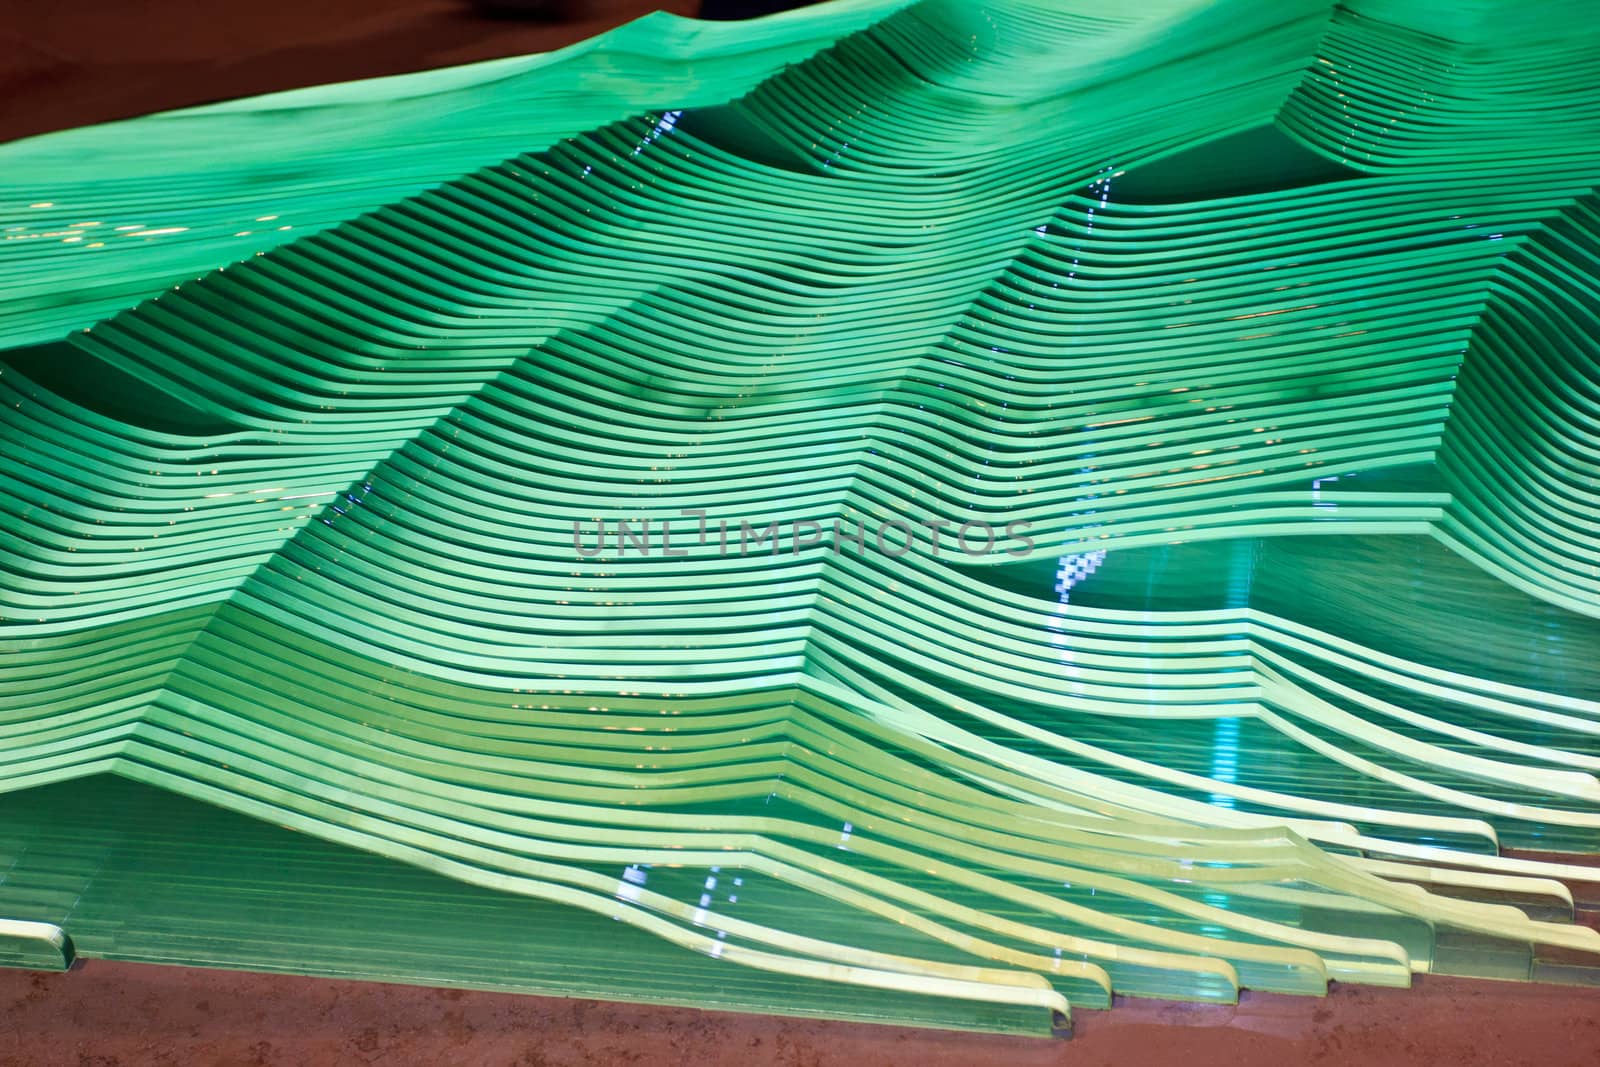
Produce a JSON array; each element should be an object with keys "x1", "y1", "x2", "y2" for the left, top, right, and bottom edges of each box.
[{"x1": 3, "y1": 0, "x2": 1600, "y2": 1038}]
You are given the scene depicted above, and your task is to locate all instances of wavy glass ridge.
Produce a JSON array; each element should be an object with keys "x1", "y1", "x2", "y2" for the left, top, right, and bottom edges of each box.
[{"x1": 2, "y1": 0, "x2": 1600, "y2": 1037}]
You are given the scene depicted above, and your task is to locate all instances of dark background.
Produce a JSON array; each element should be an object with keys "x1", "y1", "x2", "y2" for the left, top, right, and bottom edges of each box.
[{"x1": 0, "y1": 0, "x2": 817, "y2": 144}]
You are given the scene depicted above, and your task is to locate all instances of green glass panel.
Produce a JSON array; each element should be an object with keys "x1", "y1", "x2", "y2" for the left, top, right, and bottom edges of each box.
[{"x1": 3, "y1": 0, "x2": 1600, "y2": 1037}]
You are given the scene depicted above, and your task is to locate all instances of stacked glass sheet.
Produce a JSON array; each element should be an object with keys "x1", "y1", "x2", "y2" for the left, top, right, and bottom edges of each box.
[{"x1": 3, "y1": 0, "x2": 1599, "y2": 1037}]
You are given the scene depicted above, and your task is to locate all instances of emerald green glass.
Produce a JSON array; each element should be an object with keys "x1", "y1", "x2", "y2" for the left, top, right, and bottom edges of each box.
[{"x1": 2, "y1": 0, "x2": 1599, "y2": 1038}]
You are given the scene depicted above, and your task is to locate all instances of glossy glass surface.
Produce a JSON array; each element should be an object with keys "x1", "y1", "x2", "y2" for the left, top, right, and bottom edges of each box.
[{"x1": 2, "y1": 0, "x2": 1599, "y2": 1037}]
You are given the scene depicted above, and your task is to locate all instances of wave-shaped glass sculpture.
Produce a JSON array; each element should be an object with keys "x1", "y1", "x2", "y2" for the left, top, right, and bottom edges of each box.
[{"x1": 3, "y1": 0, "x2": 1600, "y2": 1037}]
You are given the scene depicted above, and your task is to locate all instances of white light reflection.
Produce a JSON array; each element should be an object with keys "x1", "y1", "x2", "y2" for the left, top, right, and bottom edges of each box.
[
  {"x1": 632, "y1": 110, "x2": 681, "y2": 157},
  {"x1": 1051, "y1": 549, "x2": 1107, "y2": 693}
]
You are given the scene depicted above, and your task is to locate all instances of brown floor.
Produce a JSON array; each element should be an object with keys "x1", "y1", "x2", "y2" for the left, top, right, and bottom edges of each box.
[
  {"x1": 6, "y1": 1, "x2": 1600, "y2": 1063},
  {"x1": 2, "y1": 962, "x2": 1598, "y2": 1066}
]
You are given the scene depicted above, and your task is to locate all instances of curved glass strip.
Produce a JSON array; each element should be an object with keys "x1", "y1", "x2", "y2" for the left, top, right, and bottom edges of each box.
[{"x1": 2, "y1": 0, "x2": 1599, "y2": 1038}]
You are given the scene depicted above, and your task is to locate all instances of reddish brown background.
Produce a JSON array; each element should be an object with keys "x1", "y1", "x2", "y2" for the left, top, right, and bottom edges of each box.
[
  {"x1": 0, "y1": 0, "x2": 699, "y2": 145},
  {"x1": 4, "y1": 963, "x2": 1600, "y2": 1066},
  {"x1": 4, "y1": 1, "x2": 1600, "y2": 1062}
]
